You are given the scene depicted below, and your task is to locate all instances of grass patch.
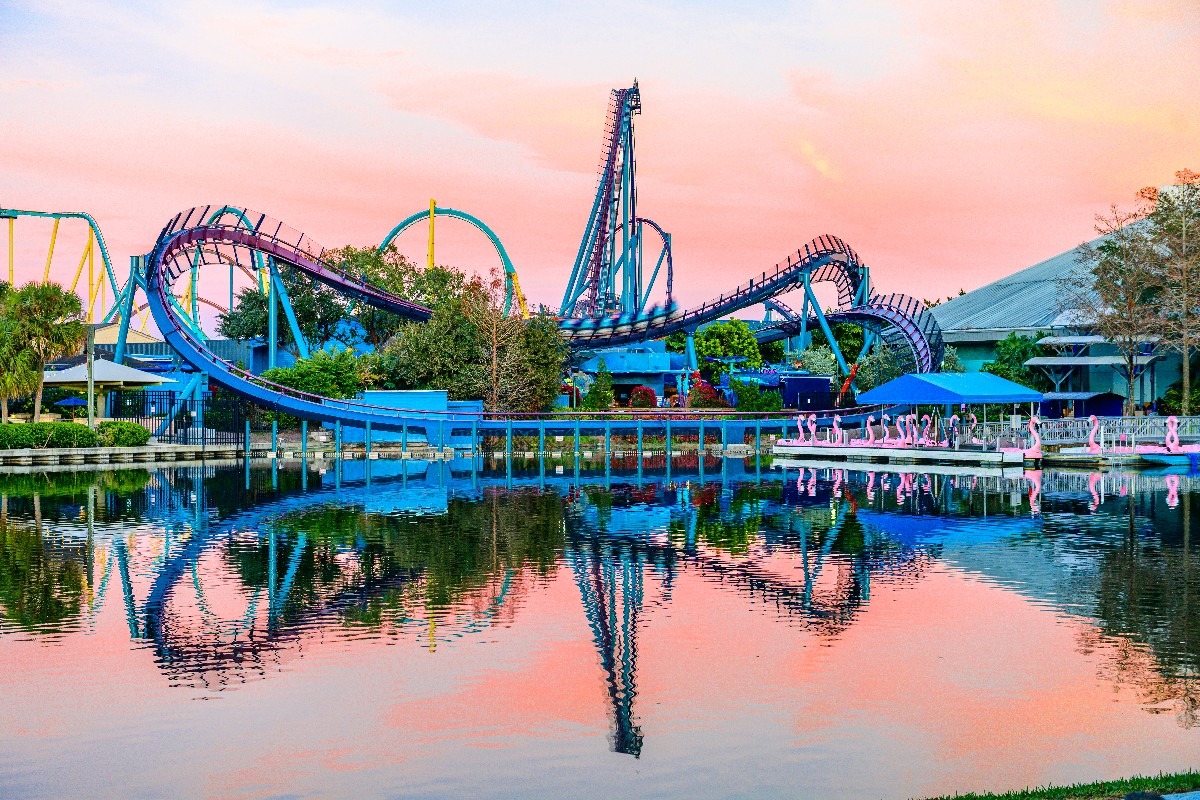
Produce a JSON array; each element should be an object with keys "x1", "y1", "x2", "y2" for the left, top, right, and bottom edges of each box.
[{"x1": 923, "y1": 771, "x2": 1200, "y2": 799}]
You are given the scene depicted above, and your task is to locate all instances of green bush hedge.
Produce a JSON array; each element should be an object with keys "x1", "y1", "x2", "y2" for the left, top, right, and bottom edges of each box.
[
  {"x1": 97, "y1": 420, "x2": 151, "y2": 448},
  {"x1": 0, "y1": 422, "x2": 100, "y2": 450}
]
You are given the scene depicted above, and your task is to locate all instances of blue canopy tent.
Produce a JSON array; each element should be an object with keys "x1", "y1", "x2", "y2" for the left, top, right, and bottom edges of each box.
[{"x1": 857, "y1": 373, "x2": 1042, "y2": 406}]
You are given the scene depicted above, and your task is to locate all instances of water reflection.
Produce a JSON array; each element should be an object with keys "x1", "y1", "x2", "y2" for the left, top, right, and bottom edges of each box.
[{"x1": 2, "y1": 460, "x2": 1200, "y2": 766}]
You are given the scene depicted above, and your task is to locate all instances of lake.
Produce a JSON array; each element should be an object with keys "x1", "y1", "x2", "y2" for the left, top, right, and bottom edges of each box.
[{"x1": 0, "y1": 459, "x2": 1197, "y2": 799}]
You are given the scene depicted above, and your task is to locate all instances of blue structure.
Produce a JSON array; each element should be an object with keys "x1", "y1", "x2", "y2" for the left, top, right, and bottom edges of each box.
[{"x1": 857, "y1": 372, "x2": 1043, "y2": 406}]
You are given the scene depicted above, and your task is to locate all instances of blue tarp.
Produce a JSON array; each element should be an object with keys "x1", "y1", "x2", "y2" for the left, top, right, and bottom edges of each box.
[{"x1": 856, "y1": 373, "x2": 1042, "y2": 405}]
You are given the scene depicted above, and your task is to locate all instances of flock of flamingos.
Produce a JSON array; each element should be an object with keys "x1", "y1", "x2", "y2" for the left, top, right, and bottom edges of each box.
[{"x1": 782, "y1": 412, "x2": 1200, "y2": 461}]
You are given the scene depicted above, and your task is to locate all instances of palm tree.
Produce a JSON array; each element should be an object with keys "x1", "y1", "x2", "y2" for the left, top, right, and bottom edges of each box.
[
  {"x1": 0, "y1": 283, "x2": 38, "y2": 424},
  {"x1": 7, "y1": 283, "x2": 86, "y2": 422}
]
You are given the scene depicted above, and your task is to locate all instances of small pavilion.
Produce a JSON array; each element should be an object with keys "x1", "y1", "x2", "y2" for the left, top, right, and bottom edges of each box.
[
  {"x1": 42, "y1": 360, "x2": 178, "y2": 420},
  {"x1": 857, "y1": 373, "x2": 1043, "y2": 407}
]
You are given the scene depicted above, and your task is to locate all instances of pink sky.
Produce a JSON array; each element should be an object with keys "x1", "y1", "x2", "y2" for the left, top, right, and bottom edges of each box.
[{"x1": 2, "y1": 0, "x2": 1198, "y2": 317}]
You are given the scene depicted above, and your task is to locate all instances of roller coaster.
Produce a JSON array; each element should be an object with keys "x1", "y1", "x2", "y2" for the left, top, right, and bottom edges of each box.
[{"x1": 4, "y1": 81, "x2": 943, "y2": 431}]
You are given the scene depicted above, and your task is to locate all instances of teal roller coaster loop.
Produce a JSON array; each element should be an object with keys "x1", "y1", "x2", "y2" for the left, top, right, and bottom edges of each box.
[{"x1": 379, "y1": 205, "x2": 523, "y2": 317}]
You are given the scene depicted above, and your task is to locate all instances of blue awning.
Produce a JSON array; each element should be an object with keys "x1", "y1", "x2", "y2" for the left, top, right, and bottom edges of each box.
[{"x1": 857, "y1": 373, "x2": 1042, "y2": 405}]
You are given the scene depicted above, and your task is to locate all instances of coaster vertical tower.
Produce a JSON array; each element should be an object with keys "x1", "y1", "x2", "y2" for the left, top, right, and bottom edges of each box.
[{"x1": 560, "y1": 81, "x2": 673, "y2": 320}]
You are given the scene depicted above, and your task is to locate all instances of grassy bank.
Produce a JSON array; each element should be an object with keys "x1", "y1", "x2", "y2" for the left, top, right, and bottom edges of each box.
[{"x1": 924, "y1": 771, "x2": 1200, "y2": 799}]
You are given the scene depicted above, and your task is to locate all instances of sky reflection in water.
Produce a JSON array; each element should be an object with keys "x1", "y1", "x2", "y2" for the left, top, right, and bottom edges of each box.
[{"x1": 0, "y1": 460, "x2": 1198, "y2": 799}]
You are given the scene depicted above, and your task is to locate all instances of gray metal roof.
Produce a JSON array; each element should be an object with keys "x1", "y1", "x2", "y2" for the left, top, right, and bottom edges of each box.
[{"x1": 930, "y1": 236, "x2": 1103, "y2": 335}]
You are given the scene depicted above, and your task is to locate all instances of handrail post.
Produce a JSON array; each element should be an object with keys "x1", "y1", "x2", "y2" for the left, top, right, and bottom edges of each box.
[
  {"x1": 365, "y1": 421, "x2": 371, "y2": 457},
  {"x1": 402, "y1": 422, "x2": 408, "y2": 454}
]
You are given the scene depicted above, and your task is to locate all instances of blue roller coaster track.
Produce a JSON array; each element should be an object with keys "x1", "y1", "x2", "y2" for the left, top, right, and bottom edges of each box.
[{"x1": 133, "y1": 81, "x2": 942, "y2": 431}]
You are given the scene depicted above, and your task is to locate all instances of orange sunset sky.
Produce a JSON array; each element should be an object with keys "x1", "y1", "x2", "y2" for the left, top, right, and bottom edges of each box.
[{"x1": 2, "y1": 0, "x2": 1199, "y2": 314}]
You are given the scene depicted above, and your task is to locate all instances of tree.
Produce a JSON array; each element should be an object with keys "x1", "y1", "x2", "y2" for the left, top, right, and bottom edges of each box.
[
  {"x1": 0, "y1": 283, "x2": 38, "y2": 423},
  {"x1": 941, "y1": 345, "x2": 966, "y2": 374},
  {"x1": 1143, "y1": 170, "x2": 1200, "y2": 414},
  {"x1": 217, "y1": 266, "x2": 351, "y2": 356},
  {"x1": 807, "y1": 320, "x2": 864, "y2": 368},
  {"x1": 796, "y1": 343, "x2": 837, "y2": 375},
  {"x1": 694, "y1": 319, "x2": 762, "y2": 379},
  {"x1": 509, "y1": 311, "x2": 570, "y2": 413},
  {"x1": 260, "y1": 350, "x2": 363, "y2": 399},
  {"x1": 582, "y1": 359, "x2": 614, "y2": 411},
  {"x1": 758, "y1": 338, "x2": 785, "y2": 365},
  {"x1": 464, "y1": 270, "x2": 526, "y2": 411},
  {"x1": 1060, "y1": 207, "x2": 1162, "y2": 414},
  {"x1": 7, "y1": 283, "x2": 86, "y2": 422},
  {"x1": 855, "y1": 341, "x2": 906, "y2": 391},
  {"x1": 981, "y1": 333, "x2": 1051, "y2": 391},
  {"x1": 325, "y1": 244, "x2": 466, "y2": 350},
  {"x1": 368, "y1": 296, "x2": 487, "y2": 401}
]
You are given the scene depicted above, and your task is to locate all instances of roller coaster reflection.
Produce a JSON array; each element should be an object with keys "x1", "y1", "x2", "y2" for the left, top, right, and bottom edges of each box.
[{"x1": 1, "y1": 460, "x2": 1047, "y2": 757}]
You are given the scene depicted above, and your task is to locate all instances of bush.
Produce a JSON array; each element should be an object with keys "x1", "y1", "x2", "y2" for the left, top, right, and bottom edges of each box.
[
  {"x1": 582, "y1": 359, "x2": 615, "y2": 411},
  {"x1": 730, "y1": 379, "x2": 782, "y2": 412},
  {"x1": 97, "y1": 420, "x2": 151, "y2": 447},
  {"x1": 629, "y1": 385, "x2": 657, "y2": 408},
  {"x1": 687, "y1": 380, "x2": 728, "y2": 409},
  {"x1": 0, "y1": 422, "x2": 99, "y2": 449}
]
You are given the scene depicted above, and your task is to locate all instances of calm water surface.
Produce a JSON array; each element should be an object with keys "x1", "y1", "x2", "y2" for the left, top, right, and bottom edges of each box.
[{"x1": 1, "y1": 459, "x2": 1198, "y2": 799}]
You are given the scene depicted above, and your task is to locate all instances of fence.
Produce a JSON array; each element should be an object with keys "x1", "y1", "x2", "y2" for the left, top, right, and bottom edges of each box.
[{"x1": 111, "y1": 390, "x2": 249, "y2": 448}]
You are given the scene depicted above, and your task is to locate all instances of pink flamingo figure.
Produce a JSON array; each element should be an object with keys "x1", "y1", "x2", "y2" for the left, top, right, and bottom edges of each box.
[
  {"x1": 831, "y1": 415, "x2": 843, "y2": 446},
  {"x1": 1166, "y1": 474, "x2": 1181, "y2": 508},
  {"x1": 920, "y1": 414, "x2": 932, "y2": 446},
  {"x1": 881, "y1": 414, "x2": 892, "y2": 445},
  {"x1": 908, "y1": 414, "x2": 919, "y2": 445},
  {"x1": 1088, "y1": 472, "x2": 1102, "y2": 511},
  {"x1": 1087, "y1": 415, "x2": 1101, "y2": 455},
  {"x1": 794, "y1": 415, "x2": 808, "y2": 445},
  {"x1": 1027, "y1": 469, "x2": 1042, "y2": 515},
  {"x1": 968, "y1": 413, "x2": 983, "y2": 445},
  {"x1": 807, "y1": 415, "x2": 817, "y2": 444},
  {"x1": 1025, "y1": 416, "x2": 1043, "y2": 459},
  {"x1": 895, "y1": 416, "x2": 907, "y2": 445},
  {"x1": 1166, "y1": 415, "x2": 1182, "y2": 453},
  {"x1": 864, "y1": 415, "x2": 876, "y2": 446}
]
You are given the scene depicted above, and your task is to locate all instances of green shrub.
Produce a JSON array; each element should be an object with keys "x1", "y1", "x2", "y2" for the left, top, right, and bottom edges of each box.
[
  {"x1": 730, "y1": 379, "x2": 783, "y2": 412},
  {"x1": 0, "y1": 422, "x2": 99, "y2": 449},
  {"x1": 97, "y1": 420, "x2": 151, "y2": 447}
]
